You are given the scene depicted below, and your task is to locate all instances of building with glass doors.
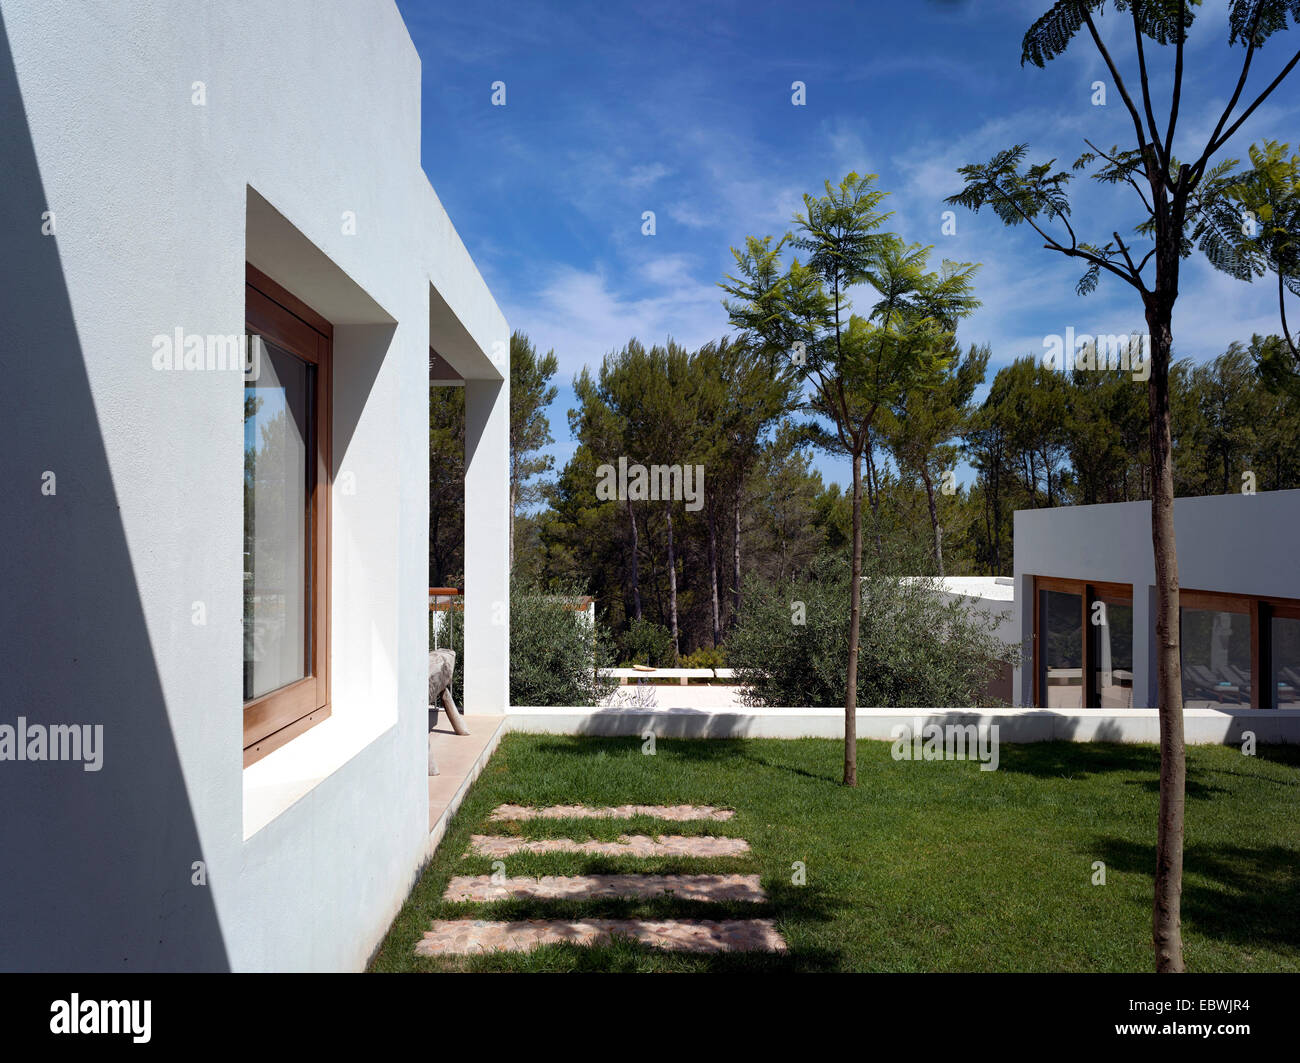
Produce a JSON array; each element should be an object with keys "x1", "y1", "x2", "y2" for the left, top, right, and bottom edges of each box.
[{"x1": 1013, "y1": 490, "x2": 1300, "y2": 710}]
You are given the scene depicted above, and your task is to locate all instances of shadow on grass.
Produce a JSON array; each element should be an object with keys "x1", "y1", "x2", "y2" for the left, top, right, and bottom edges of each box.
[
  {"x1": 992, "y1": 740, "x2": 1160, "y2": 781},
  {"x1": 1122, "y1": 775, "x2": 1230, "y2": 800},
  {"x1": 522, "y1": 732, "x2": 851, "y2": 786},
  {"x1": 734, "y1": 749, "x2": 844, "y2": 785},
  {"x1": 992, "y1": 741, "x2": 1231, "y2": 799},
  {"x1": 525, "y1": 733, "x2": 751, "y2": 764},
  {"x1": 1093, "y1": 837, "x2": 1300, "y2": 956}
]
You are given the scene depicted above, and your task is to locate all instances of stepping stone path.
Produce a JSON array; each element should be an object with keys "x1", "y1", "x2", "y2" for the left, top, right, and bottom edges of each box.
[
  {"x1": 470, "y1": 834, "x2": 751, "y2": 858},
  {"x1": 489, "y1": 804, "x2": 735, "y2": 822},
  {"x1": 445, "y1": 873, "x2": 766, "y2": 902},
  {"x1": 416, "y1": 918, "x2": 786, "y2": 955},
  {"x1": 419, "y1": 802, "x2": 786, "y2": 958}
]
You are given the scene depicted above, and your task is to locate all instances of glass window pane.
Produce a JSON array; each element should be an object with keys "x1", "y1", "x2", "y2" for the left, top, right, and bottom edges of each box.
[
  {"x1": 1271, "y1": 616, "x2": 1300, "y2": 709},
  {"x1": 1040, "y1": 589, "x2": 1083, "y2": 708},
  {"x1": 1093, "y1": 599, "x2": 1133, "y2": 708},
  {"x1": 244, "y1": 336, "x2": 314, "y2": 701},
  {"x1": 1180, "y1": 608, "x2": 1251, "y2": 707}
]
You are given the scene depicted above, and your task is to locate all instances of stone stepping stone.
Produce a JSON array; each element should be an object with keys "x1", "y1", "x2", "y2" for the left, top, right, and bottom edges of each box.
[
  {"x1": 469, "y1": 834, "x2": 750, "y2": 858},
  {"x1": 444, "y1": 873, "x2": 767, "y2": 903},
  {"x1": 490, "y1": 804, "x2": 734, "y2": 822},
  {"x1": 416, "y1": 918, "x2": 786, "y2": 955}
]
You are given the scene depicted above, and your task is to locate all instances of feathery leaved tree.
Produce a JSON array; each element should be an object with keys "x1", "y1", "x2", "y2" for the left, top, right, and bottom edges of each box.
[
  {"x1": 946, "y1": 0, "x2": 1300, "y2": 972},
  {"x1": 1198, "y1": 139, "x2": 1300, "y2": 392},
  {"x1": 723, "y1": 172, "x2": 979, "y2": 786}
]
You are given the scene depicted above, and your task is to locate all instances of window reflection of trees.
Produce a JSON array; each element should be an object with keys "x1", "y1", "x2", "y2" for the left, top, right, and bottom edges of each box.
[{"x1": 243, "y1": 342, "x2": 311, "y2": 700}]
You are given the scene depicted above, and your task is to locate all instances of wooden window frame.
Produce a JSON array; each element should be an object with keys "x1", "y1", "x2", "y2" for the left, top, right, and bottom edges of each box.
[
  {"x1": 1033, "y1": 580, "x2": 1300, "y2": 710},
  {"x1": 1032, "y1": 576, "x2": 1133, "y2": 708},
  {"x1": 1179, "y1": 588, "x2": 1300, "y2": 710},
  {"x1": 1268, "y1": 602, "x2": 1300, "y2": 709},
  {"x1": 243, "y1": 264, "x2": 332, "y2": 765}
]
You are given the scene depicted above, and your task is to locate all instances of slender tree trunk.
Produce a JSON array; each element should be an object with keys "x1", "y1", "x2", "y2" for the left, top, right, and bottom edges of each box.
[
  {"x1": 626, "y1": 498, "x2": 642, "y2": 621},
  {"x1": 508, "y1": 482, "x2": 516, "y2": 572},
  {"x1": 844, "y1": 445, "x2": 864, "y2": 788},
  {"x1": 1146, "y1": 295, "x2": 1186, "y2": 974},
  {"x1": 666, "y1": 506, "x2": 679, "y2": 658},
  {"x1": 708, "y1": 508, "x2": 721, "y2": 647},
  {"x1": 991, "y1": 451, "x2": 1002, "y2": 574},
  {"x1": 920, "y1": 467, "x2": 944, "y2": 577},
  {"x1": 643, "y1": 510, "x2": 666, "y2": 624},
  {"x1": 732, "y1": 481, "x2": 742, "y2": 621}
]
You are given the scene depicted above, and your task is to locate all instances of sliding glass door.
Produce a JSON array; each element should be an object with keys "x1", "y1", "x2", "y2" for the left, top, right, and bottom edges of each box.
[{"x1": 1034, "y1": 577, "x2": 1133, "y2": 708}]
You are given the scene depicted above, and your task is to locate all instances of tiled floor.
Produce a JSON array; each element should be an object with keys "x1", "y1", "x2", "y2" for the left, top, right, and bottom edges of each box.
[{"x1": 428, "y1": 715, "x2": 505, "y2": 841}]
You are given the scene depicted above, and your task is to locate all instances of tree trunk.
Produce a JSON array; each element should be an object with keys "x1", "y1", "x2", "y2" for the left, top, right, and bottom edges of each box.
[
  {"x1": 626, "y1": 498, "x2": 642, "y2": 621},
  {"x1": 508, "y1": 482, "x2": 516, "y2": 572},
  {"x1": 920, "y1": 468, "x2": 944, "y2": 577},
  {"x1": 665, "y1": 506, "x2": 679, "y2": 658},
  {"x1": 732, "y1": 481, "x2": 742, "y2": 621},
  {"x1": 1146, "y1": 295, "x2": 1186, "y2": 974},
  {"x1": 708, "y1": 508, "x2": 721, "y2": 647},
  {"x1": 844, "y1": 445, "x2": 864, "y2": 788},
  {"x1": 643, "y1": 510, "x2": 666, "y2": 624},
  {"x1": 991, "y1": 449, "x2": 1002, "y2": 574}
]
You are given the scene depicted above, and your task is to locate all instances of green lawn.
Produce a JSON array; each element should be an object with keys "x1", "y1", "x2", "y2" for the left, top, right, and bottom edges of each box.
[{"x1": 370, "y1": 734, "x2": 1300, "y2": 972}]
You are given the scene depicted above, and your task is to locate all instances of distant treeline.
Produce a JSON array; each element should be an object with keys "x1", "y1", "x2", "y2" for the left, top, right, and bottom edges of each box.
[{"x1": 430, "y1": 331, "x2": 1300, "y2": 660}]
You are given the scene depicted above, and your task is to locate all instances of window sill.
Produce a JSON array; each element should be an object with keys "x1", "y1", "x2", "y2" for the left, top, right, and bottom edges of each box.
[{"x1": 242, "y1": 709, "x2": 394, "y2": 840}]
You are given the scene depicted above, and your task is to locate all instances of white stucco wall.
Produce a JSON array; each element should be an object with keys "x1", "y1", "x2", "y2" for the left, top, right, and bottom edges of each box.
[
  {"x1": 926, "y1": 576, "x2": 1018, "y2": 644},
  {"x1": 1012, "y1": 490, "x2": 1300, "y2": 709},
  {"x1": 0, "y1": 0, "x2": 508, "y2": 971}
]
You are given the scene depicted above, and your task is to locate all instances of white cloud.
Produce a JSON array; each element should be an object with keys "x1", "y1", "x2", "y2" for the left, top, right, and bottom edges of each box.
[
  {"x1": 625, "y1": 162, "x2": 672, "y2": 188},
  {"x1": 501, "y1": 262, "x2": 730, "y2": 383}
]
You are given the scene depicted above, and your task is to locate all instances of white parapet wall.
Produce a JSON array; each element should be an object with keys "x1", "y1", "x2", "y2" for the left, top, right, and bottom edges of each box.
[{"x1": 507, "y1": 706, "x2": 1300, "y2": 744}]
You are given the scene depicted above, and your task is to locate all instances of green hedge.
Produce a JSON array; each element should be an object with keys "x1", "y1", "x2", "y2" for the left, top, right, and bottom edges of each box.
[
  {"x1": 509, "y1": 582, "x2": 615, "y2": 707},
  {"x1": 726, "y1": 554, "x2": 1015, "y2": 708},
  {"x1": 432, "y1": 582, "x2": 615, "y2": 708},
  {"x1": 617, "y1": 617, "x2": 677, "y2": 667}
]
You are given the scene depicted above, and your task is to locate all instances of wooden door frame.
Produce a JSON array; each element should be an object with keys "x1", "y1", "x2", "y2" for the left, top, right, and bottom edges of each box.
[
  {"x1": 1031, "y1": 576, "x2": 1133, "y2": 708},
  {"x1": 243, "y1": 264, "x2": 332, "y2": 765}
]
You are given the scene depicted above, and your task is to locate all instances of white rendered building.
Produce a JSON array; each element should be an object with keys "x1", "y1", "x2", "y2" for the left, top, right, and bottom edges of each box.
[{"x1": 0, "y1": 0, "x2": 509, "y2": 971}]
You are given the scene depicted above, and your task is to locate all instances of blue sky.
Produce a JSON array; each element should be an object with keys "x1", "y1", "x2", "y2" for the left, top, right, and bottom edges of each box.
[{"x1": 396, "y1": 0, "x2": 1299, "y2": 490}]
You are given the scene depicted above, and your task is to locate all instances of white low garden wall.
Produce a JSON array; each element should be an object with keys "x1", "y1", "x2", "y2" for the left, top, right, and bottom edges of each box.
[{"x1": 506, "y1": 706, "x2": 1300, "y2": 744}]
